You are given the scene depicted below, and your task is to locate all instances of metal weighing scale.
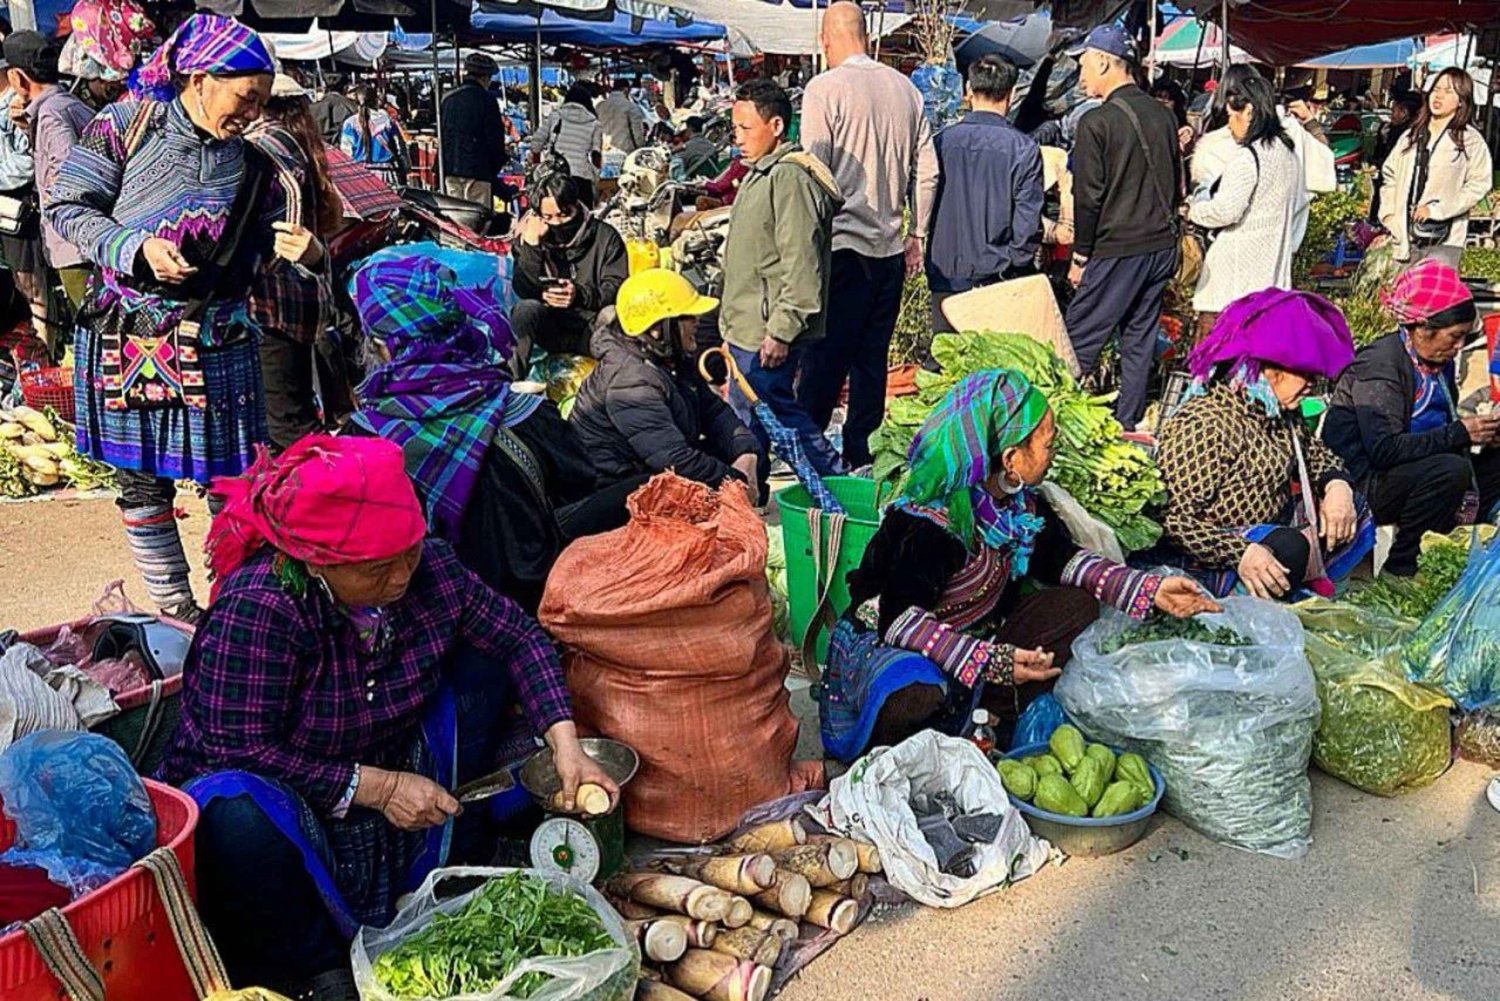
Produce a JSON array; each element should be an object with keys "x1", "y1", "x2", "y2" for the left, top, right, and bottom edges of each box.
[{"x1": 518, "y1": 737, "x2": 639, "y2": 884}]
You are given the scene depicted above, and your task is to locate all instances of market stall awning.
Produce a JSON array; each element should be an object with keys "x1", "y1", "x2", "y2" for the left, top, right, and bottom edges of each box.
[
  {"x1": 1298, "y1": 37, "x2": 1417, "y2": 70},
  {"x1": 263, "y1": 22, "x2": 391, "y2": 65},
  {"x1": 1182, "y1": 1, "x2": 1500, "y2": 66},
  {"x1": 666, "y1": 0, "x2": 910, "y2": 55},
  {"x1": 469, "y1": 6, "x2": 725, "y2": 45},
  {"x1": 1153, "y1": 16, "x2": 1253, "y2": 67}
]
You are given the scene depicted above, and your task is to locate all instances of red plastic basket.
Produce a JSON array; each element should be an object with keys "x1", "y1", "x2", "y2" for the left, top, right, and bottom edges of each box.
[
  {"x1": 0, "y1": 780, "x2": 201, "y2": 1001},
  {"x1": 18, "y1": 367, "x2": 75, "y2": 424}
]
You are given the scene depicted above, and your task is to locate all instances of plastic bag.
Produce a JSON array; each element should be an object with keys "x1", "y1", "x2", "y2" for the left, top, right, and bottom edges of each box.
[
  {"x1": 1456, "y1": 709, "x2": 1500, "y2": 768},
  {"x1": 1009, "y1": 692, "x2": 1069, "y2": 751},
  {"x1": 0, "y1": 731, "x2": 155, "y2": 870},
  {"x1": 811, "y1": 730, "x2": 1050, "y2": 908},
  {"x1": 766, "y1": 524, "x2": 790, "y2": 642},
  {"x1": 1055, "y1": 597, "x2": 1320, "y2": 859},
  {"x1": 1403, "y1": 537, "x2": 1500, "y2": 710},
  {"x1": 1296, "y1": 603, "x2": 1452, "y2": 797},
  {"x1": 352, "y1": 866, "x2": 638, "y2": 1001}
]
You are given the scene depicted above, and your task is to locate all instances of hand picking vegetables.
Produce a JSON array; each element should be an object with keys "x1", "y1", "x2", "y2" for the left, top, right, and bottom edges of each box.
[
  {"x1": 0, "y1": 405, "x2": 115, "y2": 496},
  {"x1": 999, "y1": 726, "x2": 1152, "y2": 819},
  {"x1": 870, "y1": 332, "x2": 1164, "y2": 552},
  {"x1": 371, "y1": 871, "x2": 617, "y2": 999}
]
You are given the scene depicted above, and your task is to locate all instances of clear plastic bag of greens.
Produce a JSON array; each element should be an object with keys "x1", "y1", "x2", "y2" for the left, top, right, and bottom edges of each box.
[
  {"x1": 1296, "y1": 602, "x2": 1452, "y2": 797},
  {"x1": 1403, "y1": 536, "x2": 1500, "y2": 710},
  {"x1": 1456, "y1": 709, "x2": 1500, "y2": 768},
  {"x1": 352, "y1": 867, "x2": 638, "y2": 1001},
  {"x1": 1055, "y1": 597, "x2": 1320, "y2": 859}
]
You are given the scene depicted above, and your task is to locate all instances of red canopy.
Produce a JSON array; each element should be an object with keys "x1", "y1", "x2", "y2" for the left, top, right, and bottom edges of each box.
[{"x1": 1184, "y1": 1, "x2": 1500, "y2": 65}]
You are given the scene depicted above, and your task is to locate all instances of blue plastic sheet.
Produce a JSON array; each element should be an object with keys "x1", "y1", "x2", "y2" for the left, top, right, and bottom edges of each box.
[{"x1": 1010, "y1": 692, "x2": 1068, "y2": 750}]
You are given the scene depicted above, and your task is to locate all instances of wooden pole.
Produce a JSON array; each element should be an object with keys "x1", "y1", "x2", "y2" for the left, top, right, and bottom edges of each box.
[
  {"x1": 1148, "y1": 0, "x2": 1159, "y2": 84},
  {"x1": 1220, "y1": 0, "x2": 1231, "y2": 77},
  {"x1": 432, "y1": 0, "x2": 445, "y2": 189}
]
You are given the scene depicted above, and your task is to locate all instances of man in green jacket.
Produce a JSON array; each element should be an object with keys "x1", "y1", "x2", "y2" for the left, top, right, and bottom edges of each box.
[{"x1": 720, "y1": 78, "x2": 846, "y2": 478}]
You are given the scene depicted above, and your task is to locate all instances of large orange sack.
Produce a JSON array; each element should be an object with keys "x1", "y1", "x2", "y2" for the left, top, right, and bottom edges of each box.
[{"x1": 539, "y1": 473, "x2": 797, "y2": 843}]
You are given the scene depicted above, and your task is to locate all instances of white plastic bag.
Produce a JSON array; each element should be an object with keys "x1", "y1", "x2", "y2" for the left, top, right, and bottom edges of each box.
[
  {"x1": 812, "y1": 730, "x2": 1050, "y2": 908},
  {"x1": 352, "y1": 866, "x2": 638, "y2": 1001},
  {"x1": 1055, "y1": 597, "x2": 1320, "y2": 859}
]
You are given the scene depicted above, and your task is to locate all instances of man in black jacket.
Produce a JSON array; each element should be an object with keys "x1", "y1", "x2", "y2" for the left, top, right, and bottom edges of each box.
[
  {"x1": 440, "y1": 52, "x2": 505, "y2": 209},
  {"x1": 1063, "y1": 24, "x2": 1180, "y2": 428},
  {"x1": 511, "y1": 173, "x2": 629, "y2": 360},
  {"x1": 571, "y1": 268, "x2": 763, "y2": 494}
]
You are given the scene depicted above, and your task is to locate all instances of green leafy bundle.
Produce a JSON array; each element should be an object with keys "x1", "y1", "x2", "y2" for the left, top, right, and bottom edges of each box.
[
  {"x1": 1095, "y1": 615, "x2": 1250, "y2": 654},
  {"x1": 1461, "y1": 246, "x2": 1500, "y2": 284},
  {"x1": 1348, "y1": 532, "x2": 1476, "y2": 621},
  {"x1": 372, "y1": 872, "x2": 616, "y2": 1000},
  {"x1": 870, "y1": 331, "x2": 1164, "y2": 552}
]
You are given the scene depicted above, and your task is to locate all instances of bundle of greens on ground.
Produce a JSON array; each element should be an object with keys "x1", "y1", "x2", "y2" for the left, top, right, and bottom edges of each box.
[
  {"x1": 870, "y1": 332, "x2": 1164, "y2": 552},
  {"x1": 1346, "y1": 528, "x2": 1478, "y2": 621},
  {"x1": 371, "y1": 871, "x2": 618, "y2": 1000},
  {"x1": 1095, "y1": 615, "x2": 1250, "y2": 655}
]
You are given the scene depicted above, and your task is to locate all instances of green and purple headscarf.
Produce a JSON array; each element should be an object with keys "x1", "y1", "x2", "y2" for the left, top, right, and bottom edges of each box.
[{"x1": 893, "y1": 369, "x2": 1050, "y2": 574}]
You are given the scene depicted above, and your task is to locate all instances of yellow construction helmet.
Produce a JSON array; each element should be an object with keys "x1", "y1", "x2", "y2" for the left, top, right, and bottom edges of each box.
[{"x1": 616, "y1": 268, "x2": 719, "y2": 337}]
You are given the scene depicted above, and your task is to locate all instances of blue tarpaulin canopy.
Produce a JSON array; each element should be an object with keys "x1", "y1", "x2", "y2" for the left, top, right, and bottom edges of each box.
[
  {"x1": 469, "y1": 7, "x2": 726, "y2": 45},
  {"x1": 1300, "y1": 38, "x2": 1418, "y2": 70}
]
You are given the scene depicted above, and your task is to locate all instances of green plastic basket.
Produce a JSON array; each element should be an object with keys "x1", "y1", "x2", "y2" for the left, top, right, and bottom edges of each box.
[{"x1": 775, "y1": 477, "x2": 888, "y2": 664}]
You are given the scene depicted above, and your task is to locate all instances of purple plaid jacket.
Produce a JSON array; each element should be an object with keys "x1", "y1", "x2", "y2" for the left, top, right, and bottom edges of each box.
[{"x1": 163, "y1": 540, "x2": 572, "y2": 813}]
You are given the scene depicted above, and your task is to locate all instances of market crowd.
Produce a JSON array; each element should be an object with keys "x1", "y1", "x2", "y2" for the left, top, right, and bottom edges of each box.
[{"x1": 2, "y1": 2, "x2": 1499, "y2": 999}]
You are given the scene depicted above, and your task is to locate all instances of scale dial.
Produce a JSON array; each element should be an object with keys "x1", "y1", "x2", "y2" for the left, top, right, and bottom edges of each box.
[{"x1": 529, "y1": 816, "x2": 602, "y2": 883}]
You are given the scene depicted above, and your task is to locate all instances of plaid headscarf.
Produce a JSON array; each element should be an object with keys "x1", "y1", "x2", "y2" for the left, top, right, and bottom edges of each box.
[
  {"x1": 134, "y1": 13, "x2": 273, "y2": 101},
  {"x1": 893, "y1": 369, "x2": 1050, "y2": 574},
  {"x1": 351, "y1": 256, "x2": 539, "y2": 541},
  {"x1": 206, "y1": 436, "x2": 426, "y2": 600},
  {"x1": 1381, "y1": 258, "x2": 1474, "y2": 325}
]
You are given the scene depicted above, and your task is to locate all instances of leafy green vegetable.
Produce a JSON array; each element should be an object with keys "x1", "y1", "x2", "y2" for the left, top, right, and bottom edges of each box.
[
  {"x1": 1095, "y1": 616, "x2": 1250, "y2": 655},
  {"x1": 372, "y1": 872, "x2": 617, "y2": 1000},
  {"x1": 1293, "y1": 184, "x2": 1370, "y2": 287},
  {"x1": 1461, "y1": 246, "x2": 1500, "y2": 284},
  {"x1": 871, "y1": 331, "x2": 1164, "y2": 552},
  {"x1": 1348, "y1": 534, "x2": 1471, "y2": 620}
]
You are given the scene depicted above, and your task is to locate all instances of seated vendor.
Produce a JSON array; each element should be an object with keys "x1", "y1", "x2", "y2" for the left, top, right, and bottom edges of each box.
[
  {"x1": 821, "y1": 369, "x2": 1217, "y2": 762},
  {"x1": 571, "y1": 268, "x2": 765, "y2": 496},
  {"x1": 510, "y1": 171, "x2": 628, "y2": 360},
  {"x1": 348, "y1": 255, "x2": 625, "y2": 613},
  {"x1": 1323, "y1": 260, "x2": 1500, "y2": 576},
  {"x1": 162, "y1": 436, "x2": 616, "y2": 1000},
  {"x1": 1157, "y1": 289, "x2": 1368, "y2": 600}
]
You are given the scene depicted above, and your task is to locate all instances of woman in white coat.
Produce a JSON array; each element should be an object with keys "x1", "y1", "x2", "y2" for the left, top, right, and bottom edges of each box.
[
  {"x1": 1381, "y1": 68, "x2": 1493, "y2": 269},
  {"x1": 1187, "y1": 66, "x2": 1305, "y2": 340}
]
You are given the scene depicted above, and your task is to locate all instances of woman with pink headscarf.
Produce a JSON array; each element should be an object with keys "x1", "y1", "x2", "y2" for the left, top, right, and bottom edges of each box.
[
  {"x1": 1324, "y1": 259, "x2": 1500, "y2": 575},
  {"x1": 162, "y1": 435, "x2": 615, "y2": 998}
]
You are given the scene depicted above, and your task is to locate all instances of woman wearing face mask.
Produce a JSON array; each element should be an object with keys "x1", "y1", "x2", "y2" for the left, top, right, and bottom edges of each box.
[
  {"x1": 164, "y1": 435, "x2": 615, "y2": 1000},
  {"x1": 570, "y1": 267, "x2": 763, "y2": 496},
  {"x1": 819, "y1": 370, "x2": 1218, "y2": 761},
  {"x1": 1186, "y1": 65, "x2": 1305, "y2": 342},
  {"x1": 1324, "y1": 260, "x2": 1500, "y2": 576},
  {"x1": 46, "y1": 13, "x2": 322, "y2": 623},
  {"x1": 1380, "y1": 67, "x2": 1493, "y2": 268},
  {"x1": 1157, "y1": 289, "x2": 1368, "y2": 601},
  {"x1": 509, "y1": 171, "x2": 628, "y2": 361}
]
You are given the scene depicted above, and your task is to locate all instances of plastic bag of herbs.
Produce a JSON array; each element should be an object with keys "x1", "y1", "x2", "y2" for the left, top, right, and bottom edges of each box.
[
  {"x1": 1296, "y1": 602, "x2": 1452, "y2": 797},
  {"x1": 1404, "y1": 536, "x2": 1500, "y2": 711},
  {"x1": 353, "y1": 867, "x2": 638, "y2": 1001}
]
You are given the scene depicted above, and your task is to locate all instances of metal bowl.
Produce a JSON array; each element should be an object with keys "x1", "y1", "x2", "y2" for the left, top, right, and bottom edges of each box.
[
  {"x1": 999, "y1": 741, "x2": 1166, "y2": 858},
  {"x1": 519, "y1": 737, "x2": 640, "y2": 805}
]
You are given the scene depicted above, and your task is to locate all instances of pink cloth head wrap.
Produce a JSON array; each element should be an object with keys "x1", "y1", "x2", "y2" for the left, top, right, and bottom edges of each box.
[{"x1": 1380, "y1": 258, "x2": 1474, "y2": 325}]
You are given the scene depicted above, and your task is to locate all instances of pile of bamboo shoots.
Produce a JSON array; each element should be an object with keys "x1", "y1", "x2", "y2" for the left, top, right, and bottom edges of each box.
[{"x1": 609, "y1": 820, "x2": 883, "y2": 1001}]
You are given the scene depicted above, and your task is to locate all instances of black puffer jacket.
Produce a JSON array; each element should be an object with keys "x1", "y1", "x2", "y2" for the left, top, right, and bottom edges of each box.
[{"x1": 570, "y1": 325, "x2": 759, "y2": 488}]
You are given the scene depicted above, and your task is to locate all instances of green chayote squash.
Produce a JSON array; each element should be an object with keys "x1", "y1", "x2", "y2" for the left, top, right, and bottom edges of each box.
[
  {"x1": 1034, "y1": 773, "x2": 1089, "y2": 817},
  {"x1": 1084, "y1": 742, "x2": 1117, "y2": 782},
  {"x1": 1116, "y1": 752, "x2": 1154, "y2": 804},
  {"x1": 1092, "y1": 780, "x2": 1145, "y2": 818},
  {"x1": 1024, "y1": 753, "x2": 1064, "y2": 778},
  {"x1": 997, "y1": 759, "x2": 1038, "y2": 801},
  {"x1": 1049, "y1": 724, "x2": 1086, "y2": 773},
  {"x1": 1069, "y1": 756, "x2": 1106, "y2": 808}
]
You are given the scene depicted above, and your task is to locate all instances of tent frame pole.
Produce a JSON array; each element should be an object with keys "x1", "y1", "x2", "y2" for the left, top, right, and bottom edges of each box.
[
  {"x1": 1220, "y1": 0, "x2": 1230, "y2": 79},
  {"x1": 433, "y1": 0, "x2": 445, "y2": 189}
]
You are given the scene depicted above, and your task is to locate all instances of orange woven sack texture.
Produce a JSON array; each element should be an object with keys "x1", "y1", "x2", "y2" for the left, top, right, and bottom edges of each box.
[{"x1": 539, "y1": 473, "x2": 798, "y2": 843}]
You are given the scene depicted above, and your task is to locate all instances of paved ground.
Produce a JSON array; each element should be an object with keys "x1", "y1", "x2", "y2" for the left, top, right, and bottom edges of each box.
[{"x1": 5, "y1": 494, "x2": 1499, "y2": 1001}]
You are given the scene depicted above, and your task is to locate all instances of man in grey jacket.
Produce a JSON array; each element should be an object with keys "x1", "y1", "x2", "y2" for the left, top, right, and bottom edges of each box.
[
  {"x1": 720, "y1": 78, "x2": 845, "y2": 478},
  {"x1": 596, "y1": 77, "x2": 647, "y2": 154}
]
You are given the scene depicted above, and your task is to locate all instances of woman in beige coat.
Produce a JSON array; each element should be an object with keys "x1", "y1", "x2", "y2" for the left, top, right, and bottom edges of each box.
[{"x1": 1380, "y1": 68, "x2": 1494, "y2": 268}]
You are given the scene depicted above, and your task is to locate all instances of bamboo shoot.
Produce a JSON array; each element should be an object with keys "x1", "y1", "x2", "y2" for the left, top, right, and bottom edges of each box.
[
  {"x1": 808, "y1": 834, "x2": 881, "y2": 874},
  {"x1": 747, "y1": 910, "x2": 800, "y2": 942},
  {"x1": 722, "y1": 895, "x2": 753, "y2": 929},
  {"x1": 727, "y1": 819, "x2": 805, "y2": 854},
  {"x1": 826, "y1": 873, "x2": 869, "y2": 899},
  {"x1": 667, "y1": 950, "x2": 771, "y2": 1001},
  {"x1": 607, "y1": 873, "x2": 733, "y2": 922},
  {"x1": 637, "y1": 980, "x2": 697, "y2": 1001},
  {"x1": 748, "y1": 869, "x2": 810, "y2": 918},
  {"x1": 605, "y1": 895, "x2": 660, "y2": 921},
  {"x1": 652, "y1": 913, "x2": 718, "y2": 948},
  {"x1": 769, "y1": 843, "x2": 856, "y2": 887},
  {"x1": 803, "y1": 891, "x2": 858, "y2": 934},
  {"x1": 626, "y1": 918, "x2": 688, "y2": 963},
  {"x1": 667, "y1": 853, "x2": 775, "y2": 894},
  {"x1": 711, "y1": 926, "x2": 784, "y2": 968}
]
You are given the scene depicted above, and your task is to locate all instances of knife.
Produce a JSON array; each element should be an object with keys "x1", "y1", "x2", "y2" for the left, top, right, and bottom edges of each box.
[{"x1": 452, "y1": 768, "x2": 517, "y2": 804}]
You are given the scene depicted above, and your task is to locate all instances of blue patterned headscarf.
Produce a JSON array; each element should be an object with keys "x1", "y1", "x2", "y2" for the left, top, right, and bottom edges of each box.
[
  {"x1": 351, "y1": 256, "x2": 538, "y2": 541},
  {"x1": 892, "y1": 369, "x2": 1050, "y2": 576}
]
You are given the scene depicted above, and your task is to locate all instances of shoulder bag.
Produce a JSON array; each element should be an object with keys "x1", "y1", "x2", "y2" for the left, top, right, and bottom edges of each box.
[
  {"x1": 1409, "y1": 128, "x2": 1454, "y2": 247},
  {"x1": 1115, "y1": 97, "x2": 1195, "y2": 285}
]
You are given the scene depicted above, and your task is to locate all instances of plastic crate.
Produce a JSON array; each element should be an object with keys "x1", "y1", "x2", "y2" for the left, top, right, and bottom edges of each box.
[
  {"x1": 0, "y1": 780, "x2": 201, "y2": 1001},
  {"x1": 18, "y1": 367, "x2": 74, "y2": 424}
]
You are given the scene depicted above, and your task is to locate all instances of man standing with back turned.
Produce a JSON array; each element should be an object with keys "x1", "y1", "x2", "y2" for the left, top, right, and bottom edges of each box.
[
  {"x1": 440, "y1": 52, "x2": 506, "y2": 211},
  {"x1": 798, "y1": 1, "x2": 931, "y2": 469},
  {"x1": 1065, "y1": 24, "x2": 1180, "y2": 429}
]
